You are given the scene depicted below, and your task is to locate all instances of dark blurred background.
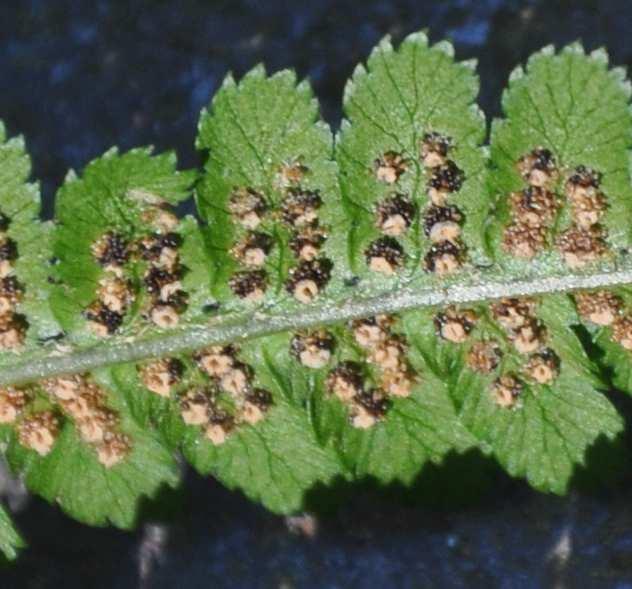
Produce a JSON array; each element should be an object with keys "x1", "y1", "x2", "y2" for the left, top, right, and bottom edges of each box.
[{"x1": 3, "y1": 1, "x2": 632, "y2": 587}]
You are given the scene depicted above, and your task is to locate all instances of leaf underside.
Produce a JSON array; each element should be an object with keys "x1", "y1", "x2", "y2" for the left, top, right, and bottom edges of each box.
[{"x1": 0, "y1": 32, "x2": 631, "y2": 538}]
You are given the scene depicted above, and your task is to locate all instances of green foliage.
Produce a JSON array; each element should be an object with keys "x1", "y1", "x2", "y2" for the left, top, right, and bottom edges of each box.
[
  {"x1": 0, "y1": 504, "x2": 23, "y2": 561},
  {"x1": 2, "y1": 31, "x2": 632, "y2": 557}
]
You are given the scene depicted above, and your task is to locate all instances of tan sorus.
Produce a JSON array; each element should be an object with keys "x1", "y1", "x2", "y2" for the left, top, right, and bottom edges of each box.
[
  {"x1": 612, "y1": 315, "x2": 632, "y2": 351},
  {"x1": 423, "y1": 204, "x2": 463, "y2": 243},
  {"x1": 95, "y1": 431, "x2": 131, "y2": 468},
  {"x1": 240, "y1": 388, "x2": 273, "y2": 426},
  {"x1": 556, "y1": 224, "x2": 608, "y2": 268},
  {"x1": 574, "y1": 290, "x2": 623, "y2": 326},
  {"x1": 17, "y1": 411, "x2": 60, "y2": 456},
  {"x1": 426, "y1": 160, "x2": 464, "y2": 206},
  {"x1": 139, "y1": 358, "x2": 183, "y2": 397},
  {"x1": 97, "y1": 275, "x2": 134, "y2": 314},
  {"x1": 230, "y1": 231, "x2": 274, "y2": 267},
  {"x1": 373, "y1": 151, "x2": 408, "y2": 184},
  {"x1": 368, "y1": 335, "x2": 407, "y2": 371},
  {"x1": 276, "y1": 159, "x2": 309, "y2": 189},
  {"x1": 365, "y1": 237, "x2": 403, "y2": 275},
  {"x1": 228, "y1": 187, "x2": 268, "y2": 230},
  {"x1": 424, "y1": 240, "x2": 464, "y2": 275},
  {"x1": 326, "y1": 361, "x2": 365, "y2": 403},
  {"x1": 0, "y1": 386, "x2": 30, "y2": 424},
  {"x1": 281, "y1": 188, "x2": 322, "y2": 227},
  {"x1": 0, "y1": 312, "x2": 16, "y2": 333},
  {"x1": 285, "y1": 258, "x2": 332, "y2": 303},
  {"x1": 565, "y1": 166, "x2": 607, "y2": 229},
  {"x1": 41, "y1": 374, "x2": 84, "y2": 401},
  {"x1": 349, "y1": 388, "x2": 390, "y2": 429},
  {"x1": 0, "y1": 316, "x2": 27, "y2": 349},
  {"x1": 76, "y1": 407, "x2": 118, "y2": 444},
  {"x1": 229, "y1": 269, "x2": 267, "y2": 302},
  {"x1": 517, "y1": 147, "x2": 558, "y2": 188},
  {"x1": 524, "y1": 348, "x2": 560, "y2": 385},
  {"x1": 149, "y1": 302, "x2": 181, "y2": 328},
  {"x1": 491, "y1": 374, "x2": 523, "y2": 409},
  {"x1": 84, "y1": 301, "x2": 124, "y2": 336},
  {"x1": 502, "y1": 222, "x2": 547, "y2": 259},
  {"x1": 569, "y1": 191, "x2": 607, "y2": 230},
  {"x1": 60, "y1": 387, "x2": 104, "y2": 421},
  {"x1": 509, "y1": 318, "x2": 547, "y2": 354},
  {"x1": 509, "y1": 187, "x2": 559, "y2": 228},
  {"x1": 380, "y1": 365, "x2": 415, "y2": 398},
  {"x1": 491, "y1": 298, "x2": 536, "y2": 330},
  {"x1": 0, "y1": 276, "x2": 23, "y2": 315},
  {"x1": 138, "y1": 232, "x2": 183, "y2": 271},
  {"x1": 179, "y1": 389, "x2": 212, "y2": 426},
  {"x1": 140, "y1": 204, "x2": 179, "y2": 234},
  {"x1": 375, "y1": 193, "x2": 415, "y2": 237},
  {"x1": 434, "y1": 307, "x2": 477, "y2": 344},
  {"x1": 351, "y1": 315, "x2": 394, "y2": 348},
  {"x1": 290, "y1": 330, "x2": 335, "y2": 369},
  {"x1": 289, "y1": 223, "x2": 327, "y2": 261},
  {"x1": 194, "y1": 345, "x2": 237, "y2": 379},
  {"x1": 91, "y1": 231, "x2": 131, "y2": 271},
  {"x1": 420, "y1": 131, "x2": 453, "y2": 169},
  {"x1": 143, "y1": 266, "x2": 184, "y2": 302},
  {"x1": 204, "y1": 408, "x2": 235, "y2": 446},
  {"x1": 466, "y1": 340, "x2": 502, "y2": 374},
  {"x1": 219, "y1": 361, "x2": 253, "y2": 398},
  {"x1": 0, "y1": 232, "x2": 18, "y2": 277}
]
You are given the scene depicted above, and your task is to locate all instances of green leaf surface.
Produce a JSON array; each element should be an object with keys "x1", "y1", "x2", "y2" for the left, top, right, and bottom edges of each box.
[
  {"x1": 5, "y1": 370, "x2": 180, "y2": 529},
  {"x1": 489, "y1": 44, "x2": 632, "y2": 276},
  {"x1": 112, "y1": 333, "x2": 343, "y2": 515},
  {"x1": 196, "y1": 66, "x2": 346, "y2": 309},
  {"x1": 51, "y1": 147, "x2": 195, "y2": 342},
  {"x1": 407, "y1": 295, "x2": 622, "y2": 493},
  {"x1": 2, "y1": 34, "x2": 632, "y2": 539},
  {"x1": 336, "y1": 32, "x2": 489, "y2": 280},
  {"x1": 0, "y1": 503, "x2": 24, "y2": 561},
  {"x1": 0, "y1": 123, "x2": 58, "y2": 347}
]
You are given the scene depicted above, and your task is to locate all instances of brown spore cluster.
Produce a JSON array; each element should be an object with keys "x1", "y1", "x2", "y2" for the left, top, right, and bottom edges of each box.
[
  {"x1": 291, "y1": 330, "x2": 335, "y2": 369},
  {"x1": 139, "y1": 358, "x2": 184, "y2": 397},
  {"x1": 435, "y1": 298, "x2": 561, "y2": 407},
  {"x1": 187, "y1": 344, "x2": 274, "y2": 445},
  {"x1": 325, "y1": 314, "x2": 416, "y2": 429},
  {"x1": 227, "y1": 159, "x2": 333, "y2": 304},
  {"x1": 40, "y1": 375, "x2": 132, "y2": 466},
  {"x1": 421, "y1": 133, "x2": 466, "y2": 276},
  {"x1": 503, "y1": 148, "x2": 559, "y2": 259},
  {"x1": 368, "y1": 132, "x2": 467, "y2": 278},
  {"x1": 575, "y1": 289, "x2": 632, "y2": 353},
  {"x1": 502, "y1": 148, "x2": 609, "y2": 266},
  {"x1": 435, "y1": 306, "x2": 477, "y2": 344},
  {"x1": 490, "y1": 297, "x2": 560, "y2": 401},
  {"x1": 86, "y1": 199, "x2": 187, "y2": 335},
  {"x1": 0, "y1": 212, "x2": 27, "y2": 349}
]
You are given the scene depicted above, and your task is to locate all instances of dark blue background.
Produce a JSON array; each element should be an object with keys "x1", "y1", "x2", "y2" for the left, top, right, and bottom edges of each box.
[{"x1": 3, "y1": 1, "x2": 632, "y2": 587}]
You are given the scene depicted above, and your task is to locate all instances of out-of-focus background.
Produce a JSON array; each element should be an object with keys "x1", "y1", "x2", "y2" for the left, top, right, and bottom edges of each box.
[{"x1": 2, "y1": 1, "x2": 632, "y2": 587}]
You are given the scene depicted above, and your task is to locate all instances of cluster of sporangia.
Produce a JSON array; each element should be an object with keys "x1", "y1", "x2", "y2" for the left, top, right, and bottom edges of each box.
[
  {"x1": 502, "y1": 147, "x2": 609, "y2": 266},
  {"x1": 139, "y1": 345, "x2": 273, "y2": 445},
  {"x1": 0, "y1": 374, "x2": 130, "y2": 467},
  {"x1": 86, "y1": 199, "x2": 188, "y2": 335},
  {"x1": 0, "y1": 212, "x2": 27, "y2": 350},
  {"x1": 369, "y1": 132, "x2": 466, "y2": 275},
  {"x1": 435, "y1": 298, "x2": 560, "y2": 408},
  {"x1": 227, "y1": 160, "x2": 331, "y2": 304},
  {"x1": 290, "y1": 314, "x2": 416, "y2": 428}
]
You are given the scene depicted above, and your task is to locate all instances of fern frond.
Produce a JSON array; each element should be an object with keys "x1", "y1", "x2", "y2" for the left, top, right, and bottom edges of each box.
[
  {"x1": 0, "y1": 32, "x2": 632, "y2": 531},
  {"x1": 0, "y1": 503, "x2": 23, "y2": 561}
]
